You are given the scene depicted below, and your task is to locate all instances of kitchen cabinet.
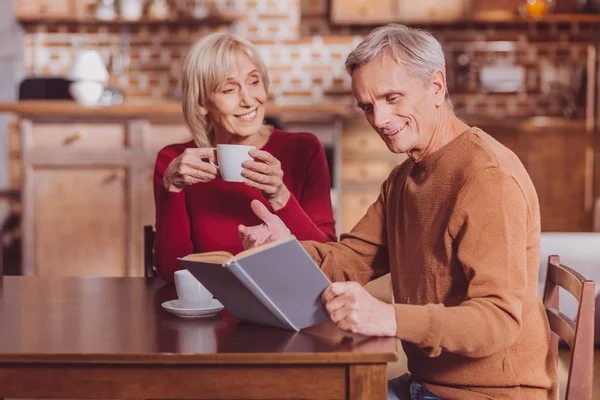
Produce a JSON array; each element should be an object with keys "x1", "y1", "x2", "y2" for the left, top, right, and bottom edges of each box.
[
  {"x1": 482, "y1": 123, "x2": 595, "y2": 232},
  {"x1": 20, "y1": 119, "x2": 143, "y2": 276},
  {"x1": 331, "y1": 0, "x2": 468, "y2": 24},
  {"x1": 331, "y1": 0, "x2": 397, "y2": 25}
]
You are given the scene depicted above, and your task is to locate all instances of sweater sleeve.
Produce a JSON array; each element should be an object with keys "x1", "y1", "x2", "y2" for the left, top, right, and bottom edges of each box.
[
  {"x1": 152, "y1": 146, "x2": 193, "y2": 283},
  {"x1": 393, "y1": 167, "x2": 530, "y2": 358},
  {"x1": 274, "y1": 134, "x2": 336, "y2": 242},
  {"x1": 301, "y1": 177, "x2": 391, "y2": 284}
]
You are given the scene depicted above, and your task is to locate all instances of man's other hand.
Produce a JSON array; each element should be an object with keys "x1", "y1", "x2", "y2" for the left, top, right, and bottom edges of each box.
[{"x1": 322, "y1": 282, "x2": 397, "y2": 337}]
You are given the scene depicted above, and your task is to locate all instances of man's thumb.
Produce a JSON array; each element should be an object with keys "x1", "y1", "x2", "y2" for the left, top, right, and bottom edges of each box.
[{"x1": 250, "y1": 199, "x2": 275, "y2": 223}]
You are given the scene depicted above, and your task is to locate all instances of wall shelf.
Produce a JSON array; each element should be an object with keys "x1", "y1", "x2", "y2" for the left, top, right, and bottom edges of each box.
[
  {"x1": 15, "y1": 13, "x2": 242, "y2": 26},
  {"x1": 332, "y1": 13, "x2": 600, "y2": 27}
]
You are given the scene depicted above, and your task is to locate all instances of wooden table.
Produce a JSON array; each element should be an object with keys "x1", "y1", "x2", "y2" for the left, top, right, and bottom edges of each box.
[{"x1": 0, "y1": 276, "x2": 397, "y2": 399}]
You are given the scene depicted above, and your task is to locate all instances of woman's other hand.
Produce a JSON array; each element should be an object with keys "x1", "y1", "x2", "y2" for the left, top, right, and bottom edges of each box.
[
  {"x1": 163, "y1": 148, "x2": 219, "y2": 192},
  {"x1": 241, "y1": 149, "x2": 291, "y2": 211}
]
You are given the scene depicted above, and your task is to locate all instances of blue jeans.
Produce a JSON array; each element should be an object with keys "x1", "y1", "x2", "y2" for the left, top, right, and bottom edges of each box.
[{"x1": 388, "y1": 374, "x2": 442, "y2": 400}]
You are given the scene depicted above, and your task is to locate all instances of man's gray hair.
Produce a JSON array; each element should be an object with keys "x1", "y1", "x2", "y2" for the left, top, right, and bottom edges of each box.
[{"x1": 345, "y1": 24, "x2": 451, "y2": 104}]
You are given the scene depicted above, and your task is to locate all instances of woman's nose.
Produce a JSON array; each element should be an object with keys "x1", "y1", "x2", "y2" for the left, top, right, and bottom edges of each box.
[{"x1": 239, "y1": 86, "x2": 253, "y2": 106}]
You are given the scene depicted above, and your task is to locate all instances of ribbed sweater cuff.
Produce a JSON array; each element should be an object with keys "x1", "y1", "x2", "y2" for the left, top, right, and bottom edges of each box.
[
  {"x1": 274, "y1": 194, "x2": 304, "y2": 226},
  {"x1": 394, "y1": 303, "x2": 434, "y2": 345},
  {"x1": 158, "y1": 191, "x2": 186, "y2": 215}
]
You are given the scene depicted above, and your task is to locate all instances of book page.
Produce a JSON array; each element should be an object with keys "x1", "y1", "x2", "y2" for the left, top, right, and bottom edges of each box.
[
  {"x1": 233, "y1": 236, "x2": 296, "y2": 261},
  {"x1": 181, "y1": 251, "x2": 233, "y2": 264}
]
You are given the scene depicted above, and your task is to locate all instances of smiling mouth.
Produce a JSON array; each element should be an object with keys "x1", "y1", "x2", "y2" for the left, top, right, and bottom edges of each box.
[
  {"x1": 382, "y1": 123, "x2": 408, "y2": 137},
  {"x1": 236, "y1": 109, "x2": 257, "y2": 121}
]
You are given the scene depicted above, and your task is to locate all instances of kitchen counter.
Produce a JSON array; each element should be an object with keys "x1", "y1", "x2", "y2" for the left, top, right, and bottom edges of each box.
[{"x1": 0, "y1": 100, "x2": 351, "y2": 121}]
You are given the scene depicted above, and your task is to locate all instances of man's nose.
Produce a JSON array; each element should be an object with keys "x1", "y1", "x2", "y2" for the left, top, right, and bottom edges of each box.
[{"x1": 372, "y1": 106, "x2": 391, "y2": 129}]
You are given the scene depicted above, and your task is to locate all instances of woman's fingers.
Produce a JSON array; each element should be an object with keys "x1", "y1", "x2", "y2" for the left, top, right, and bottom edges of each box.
[
  {"x1": 184, "y1": 147, "x2": 217, "y2": 161},
  {"x1": 242, "y1": 169, "x2": 278, "y2": 185},
  {"x1": 249, "y1": 149, "x2": 279, "y2": 166}
]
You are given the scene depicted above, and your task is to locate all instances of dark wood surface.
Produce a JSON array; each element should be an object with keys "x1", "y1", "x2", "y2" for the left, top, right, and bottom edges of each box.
[
  {"x1": 0, "y1": 276, "x2": 396, "y2": 363},
  {"x1": 0, "y1": 276, "x2": 396, "y2": 399}
]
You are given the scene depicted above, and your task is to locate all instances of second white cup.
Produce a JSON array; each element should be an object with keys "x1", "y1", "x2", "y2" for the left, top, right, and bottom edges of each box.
[
  {"x1": 213, "y1": 144, "x2": 255, "y2": 183},
  {"x1": 174, "y1": 270, "x2": 213, "y2": 308}
]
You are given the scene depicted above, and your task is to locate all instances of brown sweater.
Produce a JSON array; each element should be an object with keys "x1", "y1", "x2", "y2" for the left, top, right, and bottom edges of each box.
[{"x1": 304, "y1": 128, "x2": 558, "y2": 399}]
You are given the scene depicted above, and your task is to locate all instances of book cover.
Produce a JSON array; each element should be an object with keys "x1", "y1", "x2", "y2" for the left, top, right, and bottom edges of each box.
[{"x1": 177, "y1": 237, "x2": 332, "y2": 331}]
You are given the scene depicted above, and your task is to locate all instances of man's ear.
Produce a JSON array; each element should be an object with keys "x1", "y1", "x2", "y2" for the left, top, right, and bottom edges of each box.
[{"x1": 430, "y1": 70, "x2": 446, "y2": 107}]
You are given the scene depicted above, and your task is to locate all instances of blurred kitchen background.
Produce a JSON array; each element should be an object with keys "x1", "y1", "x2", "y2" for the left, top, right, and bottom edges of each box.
[
  {"x1": 0, "y1": 1, "x2": 599, "y2": 397},
  {"x1": 0, "y1": 0, "x2": 598, "y2": 278}
]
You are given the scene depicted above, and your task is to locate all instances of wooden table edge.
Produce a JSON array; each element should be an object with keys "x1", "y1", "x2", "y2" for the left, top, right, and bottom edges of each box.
[{"x1": 0, "y1": 352, "x2": 397, "y2": 364}]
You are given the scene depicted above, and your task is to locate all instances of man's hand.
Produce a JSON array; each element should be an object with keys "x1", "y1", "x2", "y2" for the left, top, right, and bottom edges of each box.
[
  {"x1": 238, "y1": 200, "x2": 292, "y2": 249},
  {"x1": 322, "y1": 282, "x2": 397, "y2": 337}
]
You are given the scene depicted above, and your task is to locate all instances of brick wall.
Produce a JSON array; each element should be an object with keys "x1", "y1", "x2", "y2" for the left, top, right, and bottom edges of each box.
[{"x1": 15, "y1": 0, "x2": 599, "y2": 116}]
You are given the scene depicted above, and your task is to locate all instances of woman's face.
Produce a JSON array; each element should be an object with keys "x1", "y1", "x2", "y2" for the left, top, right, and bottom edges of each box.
[{"x1": 200, "y1": 51, "x2": 268, "y2": 141}]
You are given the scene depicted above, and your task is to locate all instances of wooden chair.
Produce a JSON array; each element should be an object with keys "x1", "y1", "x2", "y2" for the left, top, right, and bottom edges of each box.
[
  {"x1": 0, "y1": 227, "x2": 3, "y2": 276},
  {"x1": 543, "y1": 255, "x2": 595, "y2": 400},
  {"x1": 143, "y1": 225, "x2": 156, "y2": 278}
]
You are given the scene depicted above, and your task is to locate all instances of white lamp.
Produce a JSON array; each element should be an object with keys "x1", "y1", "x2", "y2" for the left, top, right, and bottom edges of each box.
[{"x1": 69, "y1": 49, "x2": 109, "y2": 106}]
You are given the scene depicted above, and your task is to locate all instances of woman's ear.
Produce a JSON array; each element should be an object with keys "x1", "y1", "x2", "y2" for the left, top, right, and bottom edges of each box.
[
  {"x1": 198, "y1": 103, "x2": 209, "y2": 116},
  {"x1": 430, "y1": 70, "x2": 446, "y2": 107}
]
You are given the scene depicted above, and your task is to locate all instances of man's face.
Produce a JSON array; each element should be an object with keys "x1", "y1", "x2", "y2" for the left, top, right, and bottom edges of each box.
[{"x1": 351, "y1": 52, "x2": 440, "y2": 159}]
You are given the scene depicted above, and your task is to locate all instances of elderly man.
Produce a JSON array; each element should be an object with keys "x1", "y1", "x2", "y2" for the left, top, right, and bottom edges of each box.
[{"x1": 238, "y1": 24, "x2": 557, "y2": 399}]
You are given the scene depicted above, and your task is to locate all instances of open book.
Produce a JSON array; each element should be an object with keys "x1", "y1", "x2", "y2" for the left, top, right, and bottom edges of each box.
[{"x1": 177, "y1": 237, "x2": 332, "y2": 331}]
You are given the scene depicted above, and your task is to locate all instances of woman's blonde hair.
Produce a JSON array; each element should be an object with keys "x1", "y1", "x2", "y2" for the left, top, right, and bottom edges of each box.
[{"x1": 181, "y1": 32, "x2": 271, "y2": 148}]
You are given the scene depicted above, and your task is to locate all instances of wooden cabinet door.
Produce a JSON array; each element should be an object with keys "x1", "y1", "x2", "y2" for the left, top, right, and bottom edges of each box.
[
  {"x1": 522, "y1": 131, "x2": 593, "y2": 232},
  {"x1": 25, "y1": 167, "x2": 129, "y2": 276},
  {"x1": 331, "y1": 0, "x2": 396, "y2": 24},
  {"x1": 141, "y1": 122, "x2": 193, "y2": 229},
  {"x1": 484, "y1": 126, "x2": 593, "y2": 232}
]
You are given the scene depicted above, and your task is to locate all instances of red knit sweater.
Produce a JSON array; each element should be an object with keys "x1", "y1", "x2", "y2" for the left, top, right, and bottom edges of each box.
[{"x1": 153, "y1": 129, "x2": 337, "y2": 282}]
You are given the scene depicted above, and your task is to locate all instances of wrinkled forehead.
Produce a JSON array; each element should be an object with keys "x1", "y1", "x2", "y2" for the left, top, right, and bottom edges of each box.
[{"x1": 209, "y1": 48, "x2": 260, "y2": 91}]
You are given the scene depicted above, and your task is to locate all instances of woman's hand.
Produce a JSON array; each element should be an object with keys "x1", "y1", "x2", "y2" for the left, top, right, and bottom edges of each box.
[
  {"x1": 241, "y1": 149, "x2": 290, "y2": 211},
  {"x1": 163, "y1": 148, "x2": 219, "y2": 192}
]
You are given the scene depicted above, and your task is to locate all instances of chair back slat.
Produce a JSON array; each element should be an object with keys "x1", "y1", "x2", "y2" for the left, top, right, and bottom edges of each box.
[
  {"x1": 0, "y1": 227, "x2": 3, "y2": 276},
  {"x1": 566, "y1": 281, "x2": 595, "y2": 400},
  {"x1": 545, "y1": 307, "x2": 576, "y2": 348},
  {"x1": 543, "y1": 255, "x2": 595, "y2": 400},
  {"x1": 547, "y1": 262, "x2": 585, "y2": 300},
  {"x1": 143, "y1": 225, "x2": 156, "y2": 278}
]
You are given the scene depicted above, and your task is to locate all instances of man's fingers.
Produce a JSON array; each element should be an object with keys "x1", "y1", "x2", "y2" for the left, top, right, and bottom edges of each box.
[
  {"x1": 242, "y1": 234, "x2": 257, "y2": 250},
  {"x1": 250, "y1": 199, "x2": 276, "y2": 223},
  {"x1": 322, "y1": 282, "x2": 355, "y2": 303},
  {"x1": 238, "y1": 224, "x2": 249, "y2": 238},
  {"x1": 324, "y1": 293, "x2": 349, "y2": 316}
]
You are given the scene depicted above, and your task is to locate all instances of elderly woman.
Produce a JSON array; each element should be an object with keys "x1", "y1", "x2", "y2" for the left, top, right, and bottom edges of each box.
[{"x1": 153, "y1": 32, "x2": 336, "y2": 283}]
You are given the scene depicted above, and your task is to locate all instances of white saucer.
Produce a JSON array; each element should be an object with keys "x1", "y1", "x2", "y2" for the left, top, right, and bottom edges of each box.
[{"x1": 161, "y1": 299, "x2": 224, "y2": 319}]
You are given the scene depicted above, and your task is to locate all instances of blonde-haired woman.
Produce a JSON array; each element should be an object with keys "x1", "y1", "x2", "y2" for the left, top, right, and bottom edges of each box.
[{"x1": 153, "y1": 32, "x2": 336, "y2": 283}]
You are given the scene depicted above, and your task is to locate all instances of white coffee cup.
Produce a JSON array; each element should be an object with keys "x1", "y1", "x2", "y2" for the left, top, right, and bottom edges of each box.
[
  {"x1": 211, "y1": 144, "x2": 255, "y2": 183},
  {"x1": 174, "y1": 270, "x2": 213, "y2": 308}
]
